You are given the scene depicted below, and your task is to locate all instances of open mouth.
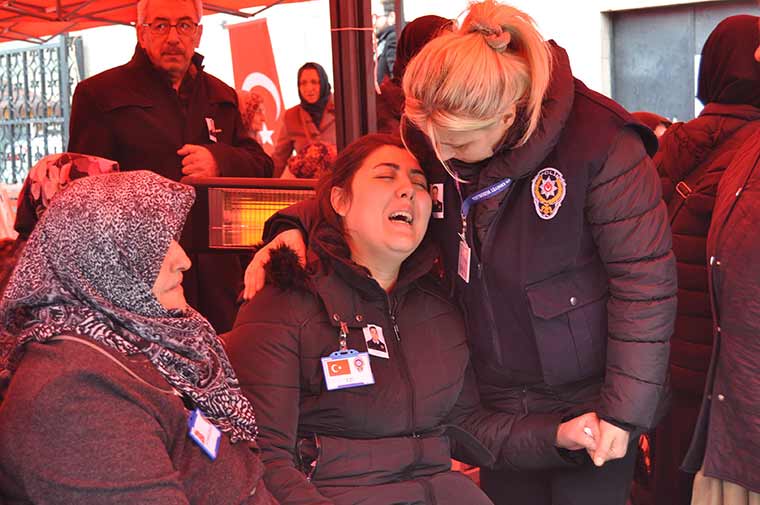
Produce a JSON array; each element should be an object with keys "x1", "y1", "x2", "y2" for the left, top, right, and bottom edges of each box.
[{"x1": 389, "y1": 211, "x2": 413, "y2": 224}]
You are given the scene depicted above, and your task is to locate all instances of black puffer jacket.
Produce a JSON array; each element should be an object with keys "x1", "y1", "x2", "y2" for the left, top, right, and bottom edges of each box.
[
  {"x1": 426, "y1": 43, "x2": 676, "y2": 430},
  {"x1": 224, "y1": 225, "x2": 582, "y2": 505}
]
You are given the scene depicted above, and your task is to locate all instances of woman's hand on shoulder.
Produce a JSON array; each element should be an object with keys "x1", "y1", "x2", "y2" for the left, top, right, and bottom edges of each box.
[{"x1": 243, "y1": 229, "x2": 307, "y2": 300}]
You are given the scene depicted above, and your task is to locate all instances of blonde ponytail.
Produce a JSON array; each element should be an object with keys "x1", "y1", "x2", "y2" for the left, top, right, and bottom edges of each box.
[{"x1": 403, "y1": 0, "x2": 552, "y2": 153}]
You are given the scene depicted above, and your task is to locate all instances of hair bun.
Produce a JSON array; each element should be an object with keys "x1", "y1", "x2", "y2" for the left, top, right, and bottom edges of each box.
[{"x1": 468, "y1": 21, "x2": 511, "y2": 53}]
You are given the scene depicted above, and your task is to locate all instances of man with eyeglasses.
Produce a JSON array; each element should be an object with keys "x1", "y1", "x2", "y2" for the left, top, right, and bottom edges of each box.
[{"x1": 67, "y1": 0, "x2": 274, "y2": 333}]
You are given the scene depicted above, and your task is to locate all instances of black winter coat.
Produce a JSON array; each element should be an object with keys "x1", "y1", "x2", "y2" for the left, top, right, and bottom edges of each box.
[
  {"x1": 376, "y1": 26, "x2": 397, "y2": 84},
  {"x1": 68, "y1": 45, "x2": 273, "y2": 181},
  {"x1": 67, "y1": 45, "x2": 274, "y2": 332},
  {"x1": 682, "y1": 130, "x2": 760, "y2": 493},
  {"x1": 427, "y1": 44, "x2": 675, "y2": 431},
  {"x1": 224, "y1": 227, "x2": 583, "y2": 505}
]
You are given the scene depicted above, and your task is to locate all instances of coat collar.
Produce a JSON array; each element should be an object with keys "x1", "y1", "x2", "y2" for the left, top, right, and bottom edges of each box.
[
  {"x1": 699, "y1": 103, "x2": 760, "y2": 122},
  {"x1": 127, "y1": 44, "x2": 198, "y2": 86},
  {"x1": 456, "y1": 41, "x2": 575, "y2": 244},
  {"x1": 125, "y1": 44, "x2": 234, "y2": 106},
  {"x1": 264, "y1": 222, "x2": 440, "y2": 329},
  {"x1": 658, "y1": 103, "x2": 760, "y2": 185},
  {"x1": 476, "y1": 41, "x2": 575, "y2": 185}
]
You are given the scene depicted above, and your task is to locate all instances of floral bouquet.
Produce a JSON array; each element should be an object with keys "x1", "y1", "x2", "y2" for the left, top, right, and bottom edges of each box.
[{"x1": 285, "y1": 142, "x2": 338, "y2": 179}]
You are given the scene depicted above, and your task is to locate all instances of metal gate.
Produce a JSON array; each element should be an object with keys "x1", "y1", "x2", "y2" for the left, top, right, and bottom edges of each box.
[{"x1": 0, "y1": 36, "x2": 84, "y2": 184}]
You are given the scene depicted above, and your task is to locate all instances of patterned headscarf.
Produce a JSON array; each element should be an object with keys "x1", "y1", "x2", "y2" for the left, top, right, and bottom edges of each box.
[
  {"x1": 0, "y1": 171, "x2": 257, "y2": 443},
  {"x1": 237, "y1": 89, "x2": 265, "y2": 134}
]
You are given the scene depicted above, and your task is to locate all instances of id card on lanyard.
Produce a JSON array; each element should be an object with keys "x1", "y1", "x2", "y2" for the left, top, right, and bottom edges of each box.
[
  {"x1": 456, "y1": 177, "x2": 513, "y2": 283},
  {"x1": 321, "y1": 321, "x2": 375, "y2": 391}
]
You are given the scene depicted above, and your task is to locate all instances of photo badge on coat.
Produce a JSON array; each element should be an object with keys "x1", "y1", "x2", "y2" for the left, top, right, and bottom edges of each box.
[
  {"x1": 363, "y1": 325, "x2": 389, "y2": 359},
  {"x1": 429, "y1": 183, "x2": 444, "y2": 219},
  {"x1": 531, "y1": 167, "x2": 566, "y2": 220}
]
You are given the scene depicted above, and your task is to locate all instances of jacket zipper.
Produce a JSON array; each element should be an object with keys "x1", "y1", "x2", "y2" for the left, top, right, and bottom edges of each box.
[
  {"x1": 388, "y1": 295, "x2": 418, "y2": 437},
  {"x1": 469, "y1": 183, "x2": 516, "y2": 364},
  {"x1": 420, "y1": 478, "x2": 437, "y2": 504}
]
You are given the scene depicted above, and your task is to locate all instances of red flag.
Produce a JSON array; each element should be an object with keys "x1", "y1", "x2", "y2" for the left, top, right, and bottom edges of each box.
[
  {"x1": 229, "y1": 19, "x2": 283, "y2": 154},
  {"x1": 327, "y1": 359, "x2": 351, "y2": 377}
]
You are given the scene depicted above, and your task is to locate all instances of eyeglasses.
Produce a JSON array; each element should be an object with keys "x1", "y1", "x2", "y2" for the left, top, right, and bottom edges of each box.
[{"x1": 142, "y1": 20, "x2": 199, "y2": 36}]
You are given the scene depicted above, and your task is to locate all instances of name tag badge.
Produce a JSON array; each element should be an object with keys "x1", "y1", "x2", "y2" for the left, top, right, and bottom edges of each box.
[
  {"x1": 188, "y1": 408, "x2": 221, "y2": 460},
  {"x1": 458, "y1": 239, "x2": 471, "y2": 283},
  {"x1": 205, "y1": 117, "x2": 220, "y2": 143},
  {"x1": 321, "y1": 349, "x2": 375, "y2": 391}
]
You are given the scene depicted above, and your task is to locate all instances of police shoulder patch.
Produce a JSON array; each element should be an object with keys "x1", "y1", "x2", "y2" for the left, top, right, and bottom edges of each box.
[{"x1": 531, "y1": 167, "x2": 566, "y2": 220}]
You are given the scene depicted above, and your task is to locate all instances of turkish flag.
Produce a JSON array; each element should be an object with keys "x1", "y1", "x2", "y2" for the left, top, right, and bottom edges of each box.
[
  {"x1": 327, "y1": 359, "x2": 351, "y2": 377},
  {"x1": 229, "y1": 18, "x2": 283, "y2": 154}
]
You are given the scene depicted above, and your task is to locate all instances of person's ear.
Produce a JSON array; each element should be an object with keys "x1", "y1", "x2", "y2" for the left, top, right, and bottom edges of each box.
[
  {"x1": 502, "y1": 103, "x2": 517, "y2": 129},
  {"x1": 388, "y1": 11, "x2": 395, "y2": 26},
  {"x1": 331, "y1": 186, "x2": 349, "y2": 217},
  {"x1": 195, "y1": 24, "x2": 203, "y2": 49},
  {"x1": 137, "y1": 24, "x2": 148, "y2": 49}
]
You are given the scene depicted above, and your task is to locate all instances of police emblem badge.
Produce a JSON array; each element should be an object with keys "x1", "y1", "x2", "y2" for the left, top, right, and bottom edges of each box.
[{"x1": 531, "y1": 167, "x2": 566, "y2": 220}]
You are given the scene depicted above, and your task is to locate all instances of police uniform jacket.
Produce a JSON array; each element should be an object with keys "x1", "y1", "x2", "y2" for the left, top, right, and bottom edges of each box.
[{"x1": 427, "y1": 43, "x2": 676, "y2": 431}]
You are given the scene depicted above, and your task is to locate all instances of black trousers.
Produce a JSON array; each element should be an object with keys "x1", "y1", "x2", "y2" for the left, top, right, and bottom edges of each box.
[
  {"x1": 476, "y1": 377, "x2": 640, "y2": 505},
  {"x1": 480, "y1": 441, "x2": 638, "y2": 505}
]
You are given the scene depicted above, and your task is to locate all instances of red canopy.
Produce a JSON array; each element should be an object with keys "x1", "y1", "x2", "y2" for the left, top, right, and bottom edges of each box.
[{"x1": 0, "y1": 0, "x2": 306, "y2": 43}]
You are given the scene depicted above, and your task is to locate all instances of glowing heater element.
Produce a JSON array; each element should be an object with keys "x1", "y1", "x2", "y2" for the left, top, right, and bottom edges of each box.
[
  {"x1": 180, "y1": 177, "x2": 315, "y2": 252},
  {"x1": 208, "y1": 187, "x2": 315, "y2": 248}
]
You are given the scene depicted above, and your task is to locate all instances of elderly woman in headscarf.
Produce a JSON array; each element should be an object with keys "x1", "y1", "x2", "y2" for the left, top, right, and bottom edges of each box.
[
  {"x1": 650, "y1": 14, "x2": 760, "y2": 505},
  {"x1": 376, "y1": 15, "x2": 454, "y2": 134},
  {"x1": 0, "y1": 171, "x2": 275, "y2": 504},
  {"x1": 271, "y1": 62, "x2": 336, "y2": 177}
]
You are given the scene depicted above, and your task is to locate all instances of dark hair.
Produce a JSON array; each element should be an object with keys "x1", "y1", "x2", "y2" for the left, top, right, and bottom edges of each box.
[
  {"x1": 380, "y1": 0, "x2": 394, "y2": 15},
  {"x1": 316, "y1": 133, "x2": 408, "y2": 233}
]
